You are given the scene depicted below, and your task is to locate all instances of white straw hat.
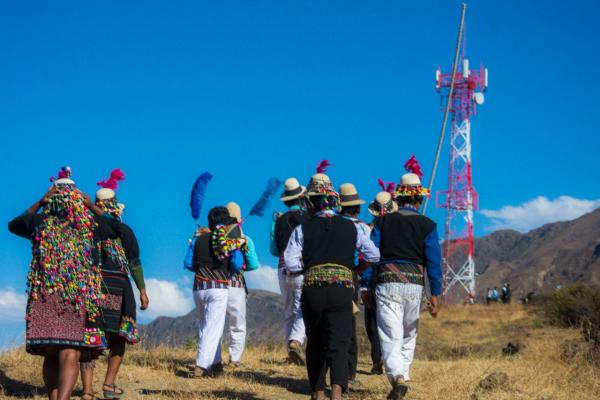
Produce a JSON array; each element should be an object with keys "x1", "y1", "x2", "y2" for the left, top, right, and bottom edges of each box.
[
  {"x1": 226, "y1": 201, "x2": 242, "y2": 223},
  {"x1": 368, "y1": 191, "x2": 398, "y2": 217},
  {"x1": 306, "y1": 173, "x2": 337, "y2": 197},
  {"x1": 96, "y1": 188, "x2": 116, "y2": 201},
  {"x1": 339, "y1": 183, "x2": 366, "y2": 206},
  {"x1": 280, "y1": 177, "x2": 306, "y2": 202}
]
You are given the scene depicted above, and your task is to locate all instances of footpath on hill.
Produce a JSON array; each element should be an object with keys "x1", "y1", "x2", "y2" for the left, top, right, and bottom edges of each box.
[{"x1": 1, "y1": 305, "x2": 599, "y2": 399}]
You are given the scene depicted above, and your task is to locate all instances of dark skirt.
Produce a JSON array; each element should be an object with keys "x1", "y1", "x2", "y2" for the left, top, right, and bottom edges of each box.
[
  {"x1": 99, "y1": 270, "x2": 139, "y2": 344},
  {"x1": 26, "y1": 293, "x2": 106, "y2": 361}
]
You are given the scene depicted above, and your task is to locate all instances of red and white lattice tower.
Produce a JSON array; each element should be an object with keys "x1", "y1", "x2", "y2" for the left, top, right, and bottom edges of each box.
[{"x1": 435, "y1": 42, "x2": 488, "y2": 303}]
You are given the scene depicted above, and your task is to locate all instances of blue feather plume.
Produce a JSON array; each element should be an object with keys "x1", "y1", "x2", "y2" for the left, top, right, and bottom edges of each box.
[
  {"x1": 248, "y1": 178, "x2": 282, "y2": 218},
  {"x1": 190, "y1": 172, "x2": 213, "y2": 220}
]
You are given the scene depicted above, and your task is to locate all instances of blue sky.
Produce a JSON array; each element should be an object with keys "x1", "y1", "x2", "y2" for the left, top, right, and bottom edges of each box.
[{"x1": 1, "y1": 0, "x2": 600, "y2": 346}]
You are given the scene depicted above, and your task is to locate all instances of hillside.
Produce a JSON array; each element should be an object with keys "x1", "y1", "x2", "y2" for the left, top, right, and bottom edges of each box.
[
  {"x1": 2, "y1": 305, "x2": 599, "y2": 399},
  {"x1": 475, "y1": 208, "x2": 600, "y2": 298}
]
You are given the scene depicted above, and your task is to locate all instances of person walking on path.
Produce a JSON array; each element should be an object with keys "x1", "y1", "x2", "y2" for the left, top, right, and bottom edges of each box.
[
  {"x1": 360, "y1": 190, "x2": 399, "y2": 375},
  {"x1": 285, "y1": 168, "x2": 380, "y2": 400},
  {"x1": 79, "y1": 169, "x2": 148, "y2": 400},
  {"x1": 223, "y1": 201, "x2": 260, "y2": 367},
  {"x1": 338, "y1": 183, "x2": 370, "y2": 388},
  {"x1": 191, "y1": 206, "x2": 244, "y2": 377},
  {"x1": 270, "y1": 177, "x2": 309, "y2": 364},
  {"x1": 368, "y1": 158, "x2": 443, "y2": 399}
]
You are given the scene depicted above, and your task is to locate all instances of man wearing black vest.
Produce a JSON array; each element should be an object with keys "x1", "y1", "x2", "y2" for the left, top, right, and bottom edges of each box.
[
  {"x1": 285, "y1": 172, "x2": 379, "y2": 400},
  {"x1": 270, "y1": 177, "x2": 309, "y2": 365},
  {"x1": 369, "y1": 163, "x2": 442, "y2": 400}
]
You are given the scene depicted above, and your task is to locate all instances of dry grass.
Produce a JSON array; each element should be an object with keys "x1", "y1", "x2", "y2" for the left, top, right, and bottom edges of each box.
[{"x1": 1, "y1": 304, "x2": 599, "y2": 399}]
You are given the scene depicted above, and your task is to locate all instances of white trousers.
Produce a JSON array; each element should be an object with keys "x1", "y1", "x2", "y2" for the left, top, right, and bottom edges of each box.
[
  {"x1": 278, "y1": 268, "x2": 306, "y2": 345},
  {"x1": 375, "y1": 283, "x2": 423, "y2": 383},
  {"x1": 193, "y1": 288, "x2": 228, "y2": 369},
  {"x1": 224, "y1": 286, "x2": 247, "y2": 363}
]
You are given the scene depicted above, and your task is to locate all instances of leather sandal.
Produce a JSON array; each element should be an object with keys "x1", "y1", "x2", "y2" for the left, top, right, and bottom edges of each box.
[
  {"x1": 103, "y1": 383, "x2": 124, "y2": 399},
  {"x1": 81, "y1": 394, "x2": 96, "y2": 400}
]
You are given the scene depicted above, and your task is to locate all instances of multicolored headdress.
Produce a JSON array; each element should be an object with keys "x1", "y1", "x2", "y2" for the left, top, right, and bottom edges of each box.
[
  {"x1": 395, "y1": 155, "x2": 431, "y2": 198},
  {"x1": 29, "y1": 172, "x2": 103, "y2": 320},
  {"x1": 96, "y1": 169, "x2": 126, "y2": 219},
  {"x1": 306, "y1": 160, "x2": 340, "y2": 211}
]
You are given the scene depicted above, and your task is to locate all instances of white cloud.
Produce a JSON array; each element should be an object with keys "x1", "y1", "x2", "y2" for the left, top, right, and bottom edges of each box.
[
  {"x1": 135, "y1": 278, "x2": 195, "y2": 322},
  {"x1": 0, "y1": 288, "x2": 27, "y2": 322},
  {"x1": 480, "y1": 196, "x2": 600, "y2": 232},
  {"x1": 245, "y1": 265, "x2": 280, "y2": 294}
]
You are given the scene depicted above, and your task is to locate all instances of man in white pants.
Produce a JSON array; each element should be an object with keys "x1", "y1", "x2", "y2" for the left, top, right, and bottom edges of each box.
[
  {"x1": 191, "y1": 206, "x2": 237, "y2": 377},
  {"x1": 224, "y1": 202, "x2": 260, "y2": 366},
  {"x1": 366, "y1": 160, "x2": 442, "y2": 400},
  {"x1": 270, "y1": 177, "x2": 309, "y2": 364}
]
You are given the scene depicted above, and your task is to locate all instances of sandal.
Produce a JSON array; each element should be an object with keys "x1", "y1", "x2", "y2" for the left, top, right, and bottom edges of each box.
[
  {"x1": 103, "y1": 383, "x2": 125, "y2": 399},
  {"x1": 81, "y1": 394, "x2": 96, "y2": 400}
]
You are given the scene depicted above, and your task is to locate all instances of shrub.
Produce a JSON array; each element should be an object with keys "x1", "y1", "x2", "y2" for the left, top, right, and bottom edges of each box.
[{"x1": 536, "y1": 284, "x2": 600, "y2": 345}]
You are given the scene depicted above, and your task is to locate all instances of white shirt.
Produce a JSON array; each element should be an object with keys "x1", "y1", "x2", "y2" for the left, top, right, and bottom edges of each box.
[{"x1": 284, "y1": 211, "x2": 380, "y2": 273}]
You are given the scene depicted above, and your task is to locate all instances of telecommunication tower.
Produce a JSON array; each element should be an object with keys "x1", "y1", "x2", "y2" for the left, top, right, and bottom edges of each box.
[{"x1": 435, "y1": 35, "x2": 488, "y2": 303}]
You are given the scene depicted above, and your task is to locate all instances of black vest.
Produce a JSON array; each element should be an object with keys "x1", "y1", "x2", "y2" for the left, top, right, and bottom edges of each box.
[
  {"x1": 301, "y1": 215, "x2": 357, "y2": 270},
  {"x1": 274, "y1": 209, "x2": 308, "y2": 253},
  {"x1": 193, "y1": 233, "x2": 229, "y2": 272},
  {"x1": 375, "y1": 210, "x2": 436, "y2": 265},
  {"x1": 192, "y1": 225, "x2": 243, "y2": 272}
]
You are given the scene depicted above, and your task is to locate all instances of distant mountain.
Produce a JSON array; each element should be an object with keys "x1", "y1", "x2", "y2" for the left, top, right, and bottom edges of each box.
[
  {"x1": 141, "y1": 289, "x2": 284, "y2": 347},
  {"x1": 474, "y1": 208, "x2": 600, "y2": 299}
]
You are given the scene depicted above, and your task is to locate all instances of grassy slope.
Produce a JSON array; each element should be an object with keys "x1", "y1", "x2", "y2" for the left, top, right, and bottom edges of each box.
[{"x1": 1, "y1": 304, "x2": 599, "y2": 399}]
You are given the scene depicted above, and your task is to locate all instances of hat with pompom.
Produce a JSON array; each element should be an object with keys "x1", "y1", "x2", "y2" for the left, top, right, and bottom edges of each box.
[
  {"x1": 395, "y1": 155, "x2": 430, "y2": 198},
  {"x1": 96, "y1": 169, "x2": 126, "y2": 200},
  {"x1": 50, "y1": 166, "x2": 75, "y2": 186},
  {"x1": 306, "y1": 160, "x2": 338, "y2": 197}
]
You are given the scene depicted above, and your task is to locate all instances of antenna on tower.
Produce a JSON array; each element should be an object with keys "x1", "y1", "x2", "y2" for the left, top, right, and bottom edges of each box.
[{"x1": 427, "y1": 2, "x2": 489, "y2": 303}]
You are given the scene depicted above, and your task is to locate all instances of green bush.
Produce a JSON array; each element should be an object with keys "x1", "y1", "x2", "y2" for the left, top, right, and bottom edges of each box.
[{"x1": 536, "y1": 284, "x2": 600, "y2": 344}]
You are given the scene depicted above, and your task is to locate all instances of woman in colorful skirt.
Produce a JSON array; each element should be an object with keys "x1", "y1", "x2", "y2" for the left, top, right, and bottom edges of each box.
[
  {"x1": 79, "y1": 169, "x2": 148, "y2": 400},
  {"x1": 8, "y1": 167, "x2": 121, "y2": 400}
]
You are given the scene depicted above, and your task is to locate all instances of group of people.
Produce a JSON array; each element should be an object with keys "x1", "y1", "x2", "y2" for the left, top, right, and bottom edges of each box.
[
  {"x1": 9, "y1": 156, "x2": 443, "y2": 400},
  {"x1": 485, "y1": 283, "x2": 511, "y2": 305},
  {"x1": 187, "y1": 157, "x2": 442, "y2": 400},
  {"x1": 8, "y1": 167, "x2": 147, "y2": 400}
]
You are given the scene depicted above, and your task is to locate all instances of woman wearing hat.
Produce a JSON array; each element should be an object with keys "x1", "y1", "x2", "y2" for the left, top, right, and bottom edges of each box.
[
  {"x1": 284, "y1": 168, "x2": 379, "y2": 400},
  {"x1": 369, "y1": 157, "x2": 442, "y2": 400},
  {"x1": 8, "y1": 167, "x2": 123, "y2": 400},
  {"x1": 79, "y1": 169, "x2": 148, "y2": 400},
  {"x1": 270, "y1": 177, "x2": 309, "y2": 364},
  {"x1": 223, "y1": 201, "x2": 260, "y2": 367}
]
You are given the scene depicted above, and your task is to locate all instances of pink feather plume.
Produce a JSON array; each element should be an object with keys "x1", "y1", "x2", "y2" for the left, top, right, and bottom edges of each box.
[
  {"x1": 403, "y1": 155, "x2": 424, "y2": 178},
  {"x1": 316, "y1": 160, "x2": 331, "y2": 174},
  {"x1": 378, "y1": 178, "x2": 396, "y2": 194},
  {"x1": 97, "y1": 168, "x2": 126, "y2": 190}
]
